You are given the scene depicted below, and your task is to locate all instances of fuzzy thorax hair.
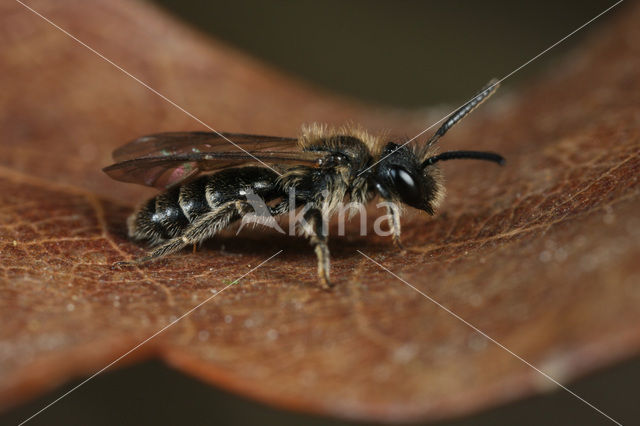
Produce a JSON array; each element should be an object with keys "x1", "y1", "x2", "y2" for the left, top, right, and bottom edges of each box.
[
  {"x1": 298, "y1": 123, "x2": 446, "y2": 214},
  {"x1": 299, "y1": 123, "x2": 384, "y2": 157}
]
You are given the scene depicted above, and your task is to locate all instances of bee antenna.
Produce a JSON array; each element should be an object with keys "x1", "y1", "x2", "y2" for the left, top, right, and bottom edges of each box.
[
  {"x1": 421, "y1": 150, "x2": 505, "y2": 168},
  {"x1": 425, "y1": 79, "x2": 500, "y2": 148}
]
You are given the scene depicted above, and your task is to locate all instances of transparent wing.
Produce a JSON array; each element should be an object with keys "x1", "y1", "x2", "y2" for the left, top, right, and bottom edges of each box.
[
  {"x1": 111, "y1": 131, "x2": 300, "y2": 162},
  {"x1": 103, "y1": 132, "x2": 323, "y2": 189}
]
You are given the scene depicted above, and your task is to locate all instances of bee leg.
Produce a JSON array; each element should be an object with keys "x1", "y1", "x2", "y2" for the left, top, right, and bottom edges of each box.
[
  {"x1": 387, "y1": 203, "x2": 405, "y2": 252},
  {"x1": 124, "y1": 201, "x2": 244, "y2": 265},
  {"x1": 302, "y1": 209, "x2": 332, "y2": 289}
]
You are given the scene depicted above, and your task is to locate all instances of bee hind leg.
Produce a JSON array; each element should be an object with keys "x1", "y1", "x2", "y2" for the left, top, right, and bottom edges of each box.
[
  {"x1": 301, "y1": 208, "x2": 332, "y2": 290},
  {"x1": 115, "y1": 201, "x2": 248, "y2": 267}
]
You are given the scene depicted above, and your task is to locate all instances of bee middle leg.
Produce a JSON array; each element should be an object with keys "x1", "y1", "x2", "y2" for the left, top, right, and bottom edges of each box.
[
  {"x1": 301, "y1": 208, "x2": 332, "y2": 289},
  {"x1": 120, "y1": 201, "x2": 251, "y2": 265}
]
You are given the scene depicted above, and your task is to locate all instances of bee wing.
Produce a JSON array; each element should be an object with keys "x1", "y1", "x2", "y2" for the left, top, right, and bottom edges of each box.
[
  {"x1": 111, "y1": 131, "x2": 301, "y2": 162},
  {"x1": 104, "y1": 132, "x2": 323, "y2": 189}
]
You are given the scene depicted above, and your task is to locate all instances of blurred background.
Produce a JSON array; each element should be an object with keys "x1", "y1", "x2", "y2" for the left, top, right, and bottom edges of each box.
[
  {"x1": 152, "y1": 0, "x2": 617, "y2": 107},
  {"x1": 4, "y1": 1, "x2": 634, "y2": 425}
]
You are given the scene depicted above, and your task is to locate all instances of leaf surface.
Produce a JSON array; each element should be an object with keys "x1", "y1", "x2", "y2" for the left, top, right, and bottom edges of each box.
[{"x1": 1, "y1": 0, "x2": 639, "y2": 422}]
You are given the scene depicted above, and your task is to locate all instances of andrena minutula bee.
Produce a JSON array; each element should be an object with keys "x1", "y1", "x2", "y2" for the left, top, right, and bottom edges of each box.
[{"x1": 104, "y1": 80, "x2": 504, "y2": 289}]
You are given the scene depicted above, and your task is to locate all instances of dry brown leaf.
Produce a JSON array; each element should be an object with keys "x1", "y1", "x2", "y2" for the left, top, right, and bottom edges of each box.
[{"x1": 1, "y1": 0, "x2": 639, "y2": 423}]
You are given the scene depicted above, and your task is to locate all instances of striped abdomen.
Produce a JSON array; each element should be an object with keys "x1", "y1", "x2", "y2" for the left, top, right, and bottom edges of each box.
[{"x1": 128, "y1": 167, "x2": 281, "y2": 245}]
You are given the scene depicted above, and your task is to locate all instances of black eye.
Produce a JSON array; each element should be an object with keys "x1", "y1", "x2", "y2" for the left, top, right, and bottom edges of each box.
[{"x1": 391, "y1": 167, "x2": 421, "y2": 204}]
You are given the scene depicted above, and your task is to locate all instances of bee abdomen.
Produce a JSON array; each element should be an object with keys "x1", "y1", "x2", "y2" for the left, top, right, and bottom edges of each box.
[
  {"x1": 128, "y1": 185, "x2": 190, "y2": 244},
  {"x1": 128, "y1": 167, "x2": 281, "y2": 245},
  {"x1": 202, "y1": 167, "x2": 281, "y2": 207},
  {"x1": 178, "y1": 176, "x2": 210, "y2": 222}
]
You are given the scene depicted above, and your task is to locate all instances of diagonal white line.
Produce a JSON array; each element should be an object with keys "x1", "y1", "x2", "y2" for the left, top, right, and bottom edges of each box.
[
  {"x1": 14, "y1": 0, "x2": 283, "y2": 176},
  {"x1": 18, "y1": 250, "x2": 283, "y2": 426},
  {"x1": 357, "y1": 250, "x2": 623, "y2": 426},
  {"x1": 358, "y1": 0, "x2": 624, "y2": 177}
]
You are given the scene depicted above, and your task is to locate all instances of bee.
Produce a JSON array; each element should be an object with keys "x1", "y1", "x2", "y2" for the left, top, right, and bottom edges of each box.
[{"x1": 104, "y1": 80, "x2": 505, "y2": 289}]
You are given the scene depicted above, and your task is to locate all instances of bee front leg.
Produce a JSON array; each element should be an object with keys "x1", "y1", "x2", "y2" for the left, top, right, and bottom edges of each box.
[
  {"x1": 387, "y1": 203, "x2": 405, "y2": 252},
  {"x1": 301, "y1": 208, "x2": 332, "y2": 289}
]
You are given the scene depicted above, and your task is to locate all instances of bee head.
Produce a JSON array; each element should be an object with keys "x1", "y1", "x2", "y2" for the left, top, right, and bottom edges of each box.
[
  {"x1": 372, "y1": 142, "x2": 442, "y2": 214},
  {"x1": 368, "y1": 80, "x2": 506, "y2": 214}
]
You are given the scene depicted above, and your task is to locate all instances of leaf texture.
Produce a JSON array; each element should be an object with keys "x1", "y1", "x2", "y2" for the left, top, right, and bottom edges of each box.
[{"x1": 1, "y1": 0, "x2": 639, "y2": 422}]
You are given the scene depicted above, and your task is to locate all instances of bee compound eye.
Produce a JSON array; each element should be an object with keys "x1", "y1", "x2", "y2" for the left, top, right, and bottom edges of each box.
[{"x1": 391, "y1": 167, "x2": 421, "y2": 205}]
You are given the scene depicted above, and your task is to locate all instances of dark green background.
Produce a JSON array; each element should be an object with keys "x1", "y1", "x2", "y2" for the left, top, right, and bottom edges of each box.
[
  {"x1": 5, "y1": 1, "x2": 636, "y2": 425},
  {"x1": 152, "y1": 0, "x2": 618, "y2": 107}
]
